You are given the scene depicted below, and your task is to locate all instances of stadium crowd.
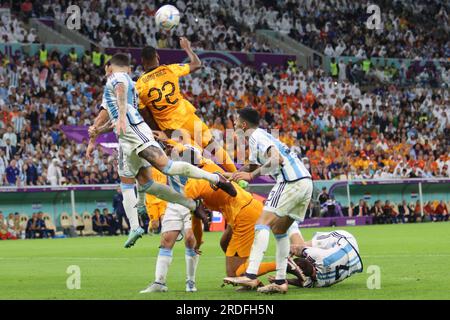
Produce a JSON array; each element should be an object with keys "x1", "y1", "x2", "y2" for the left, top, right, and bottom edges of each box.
[
  {"x1": 0, "y1": 46, "x2": 449, "y2": 187},
  {"x1": 314, "y1": 188, "x2": 449, "y2": 223},
  {"x1": 10, "y1": 0, "x2": 276, "y2": 53},
  {"x1": 14, "y1": 0, "x2": 448, "y2": 59},
  {"x1": 253, "y1": 0, "x2": 449, "y2": 59}
]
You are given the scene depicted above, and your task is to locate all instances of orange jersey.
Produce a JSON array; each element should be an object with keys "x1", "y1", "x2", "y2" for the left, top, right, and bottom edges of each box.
[
  {"x1": 136, "y1": 64, "x2": 196, "y2": 130},
  {"x1": 145, "y1": 168, "x2": 168, "y2": 220},
  {"x1": 184, "y1": 162, "x2": 256, "y2": 228}
]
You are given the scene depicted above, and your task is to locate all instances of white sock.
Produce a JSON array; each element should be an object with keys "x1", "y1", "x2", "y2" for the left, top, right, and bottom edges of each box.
[
  {"x1": 121, "y1": 183, "x2": 140, "y2": 230},
  {"x1": 246, "y1": 224, "x2": 270, "y2": 275},
  {"x1": 185, "y1": 248, "x2": 199, "y2": 282},
  {"x1": 162, "y1": 160, "x2": 219, "y2": 184},
  {"x1": 155, "y1": 248, "x2": 173, "y2": 284},
  {"x1": 139, "y1": 181, "x2": 196, "y2": 211},
  {"x1": 275, "y1": 233, "x2": 290, "y2": 281}
]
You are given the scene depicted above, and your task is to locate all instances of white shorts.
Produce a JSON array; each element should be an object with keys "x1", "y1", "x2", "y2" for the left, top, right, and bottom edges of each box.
[
  {"x1": 264, "y1": 178, "x2": 313, "y2": 222},
  {"x1": 312, "y1": 230, "x2": 359, "y2": 252},
  {"x1": 161, "y1": 202, "x2": 192, "y2": 234},
  {"x1": 118, "y1": 121, "x2": 161, "y2": 178}
]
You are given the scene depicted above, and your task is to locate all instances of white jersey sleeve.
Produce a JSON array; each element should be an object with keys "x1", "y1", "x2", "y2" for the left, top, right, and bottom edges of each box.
[
  {"x1": 249, "y1": 128, "x2": 311, "y2": 182},
  {"x1": 248, "y1": 129, "x2": 275, "y2": 165},
  {"x1": 103, "y1": 72, "x2": 143, "y2": 126}
]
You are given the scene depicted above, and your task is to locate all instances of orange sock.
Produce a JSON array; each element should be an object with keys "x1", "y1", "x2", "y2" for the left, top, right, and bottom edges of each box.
[
  {"x1": 235, "y1": 261, "x2": 277, "y2": 276},
  {"x1": 214, "y1": 147, "x2": 237, "y2": 172}
]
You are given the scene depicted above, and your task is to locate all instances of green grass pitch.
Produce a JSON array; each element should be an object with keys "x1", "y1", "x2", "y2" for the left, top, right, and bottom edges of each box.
[{"x1": 1, "y1": 223, "x2": 450, "y2": 300}]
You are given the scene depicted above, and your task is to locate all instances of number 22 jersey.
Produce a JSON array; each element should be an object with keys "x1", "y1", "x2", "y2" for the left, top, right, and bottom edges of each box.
[{"x1": 136, "y1": 64, "x2": 196, "y2": 131}]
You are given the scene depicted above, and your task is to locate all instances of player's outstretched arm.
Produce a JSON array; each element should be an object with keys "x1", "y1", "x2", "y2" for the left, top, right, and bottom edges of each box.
[
  {"x1": 89, "y1": 109, "x2": 110, "y2": 139},
  {"x1": 115, "y1": 83, "x2": 127, "y2": 136},
  {"x1": 180, "y1": 37, "x2": 201, "y2": 73},
  {"x1": 232, "y1": 147, "x2": 283, "y2": 181}
]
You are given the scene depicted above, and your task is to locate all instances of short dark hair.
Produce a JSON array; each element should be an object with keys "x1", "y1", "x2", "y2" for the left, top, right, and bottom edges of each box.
[
  {"x1": 294, "y1": 257, "x2": 315, "y2": 278},
  {"x1": 141, "y1": 46, "x2": 157, "y2": 62},
  {"x1": 237, "y1": 107, "x2": 260, "y2": 127},
  {"x1": 109, "y1": 53, "x2": 130, "y2": 67}
]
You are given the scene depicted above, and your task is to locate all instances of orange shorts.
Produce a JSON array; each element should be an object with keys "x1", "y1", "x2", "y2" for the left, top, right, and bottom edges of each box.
[
  {"x1": 226, "y1": 199, "x2": 263, "y2": 258},
  {"x1": 146, "y1": 199, "x2": 167, "y2": 221},
  {"x1": 177, "y1": 113, "x2": 212, "y2": 147}
]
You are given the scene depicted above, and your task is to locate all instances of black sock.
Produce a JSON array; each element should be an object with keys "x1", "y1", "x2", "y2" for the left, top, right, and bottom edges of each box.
[
  {"x1": 275, "y1": 279, "x2": 286, "y2": 285},
  {"x1": 244, "y1": 273, "x2": 257, "y2": 280}
]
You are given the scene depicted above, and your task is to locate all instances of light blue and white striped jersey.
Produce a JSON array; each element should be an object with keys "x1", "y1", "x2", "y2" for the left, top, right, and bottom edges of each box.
[
  {"x1": 166, "y1": 144, "x2": 202, "y2": 194},
  {"x1": 167, "y1": 174, "x2": 188, "y2": 195},
  {"x1": 102, "y1": 72, "x2": 143, "y2": 126},
  {"x1": 248, "y1": 128, "x2": 311, "y2": 182},
  {"x1": 301, "y1": 230, "x2": 363, "y2": 288}
]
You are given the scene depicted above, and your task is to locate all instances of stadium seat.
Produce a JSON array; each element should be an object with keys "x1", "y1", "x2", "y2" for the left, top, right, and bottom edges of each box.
[
  {"x1": 42, "y1": 213, "x2": 57, "y2": 232},
  {"x1": 82, "y1": 212, "x2": 95, "y2": 236},
  {"x1": 19, "y1": 214, "x2": 28, "y2": 225},
  {"x1": 60, "y1": 212, "x2": 73, "y2": 231},
  {"x1": 73, "y1": 213, "x2": 85, "y2": 236}
]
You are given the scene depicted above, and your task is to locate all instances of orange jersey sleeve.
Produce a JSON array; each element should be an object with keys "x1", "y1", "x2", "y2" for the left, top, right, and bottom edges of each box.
[
  {"x1": 136, "y1": 64, "x2": 195, "y2": 130},
  {"x1": 184, "y1": 162, "x2": 254, "y2": 227}
]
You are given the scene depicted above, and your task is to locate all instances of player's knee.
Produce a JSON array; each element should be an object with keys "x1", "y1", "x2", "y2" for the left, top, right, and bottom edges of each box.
[
  {"x1": 184, "y1": 232, "x2": 196, "y2": 248},
  {"x1": 160, "y1": 234, "x2": 175, "y2": 249}
]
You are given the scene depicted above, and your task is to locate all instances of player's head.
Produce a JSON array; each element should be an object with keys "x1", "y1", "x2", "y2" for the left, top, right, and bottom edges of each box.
[
  {"x1": 235, "y1": 107, "x2": 260, "y2": 130},
  {"x1": 141, "y1": 46, "x2": 159, "y2": 70},
  {"x1": 107, "y1": 53, "x2": 131, "y2": 73},
  {"x1": 293, "y1": 257, "x2": 316, "y2": 282}
]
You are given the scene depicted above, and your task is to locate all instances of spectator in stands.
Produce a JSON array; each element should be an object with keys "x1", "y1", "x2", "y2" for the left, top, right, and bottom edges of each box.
[
  {"x1": 13, "y1": 213, "x2": 25, "y2": 239},
  {"x1": 321, "y1": 195, "x2": 343, "y2": 217},
  {"x1": 317, "y1": 187, "x2": 329, "y2": 205},
  {"x1": 398, "y1": 200, "x2": 410, "y2": 223},
  {"x1": 435, "y1": 200, "x2": 449, "y2": 222},
  {"x1": 354, "y1": 199, "x2": 370, "y2": 217},
  {"x1": 6, "y1": 213, "x2": 18, "y2": 238},
  {"x1": 25, "y1": 213, "x2": 37, "y2": 239},
  {"x1": 34, "y1": 212, "x2": 50, "y2": 238},
  {"x1": 371, "y1": 200, "x2": 385, "y2": 224},
  {"x1": 47, "y1": 158, "x2": 62, "y2": 186},
  {"x1": 423, "y1": 201, "x2": 434, "y2": 222},
  {"x1": 92, "y1": 208, "x2": 109, "y2": 236},
  {"x1": 0, "y1": 149, "x2": 6, "y2": 185},
  {"x1": 102, "y1": 208, "x2": 117, "y2": 236},
  {"x1": 5, "y1": 159, "x2": 20, "y2": 186},
  {"x1": 0, "y1": 211, "x2": 12, "y2": 240},
  {"x1": 413, "y1": 200, "x2": 423, "y2": 223},
  {"x1": 113, "y1": 187, "x2": 129, "y2": 235}
]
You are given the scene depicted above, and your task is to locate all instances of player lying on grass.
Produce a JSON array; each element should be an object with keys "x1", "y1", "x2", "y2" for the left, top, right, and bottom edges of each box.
[
  {"x1": 222, "y1": 107, "x2": 313, "y2": 294},
  {"x1": 228, "y1": 225, "x2": 363, "y2": 289},
  {"x1": 87, "y1": 53, "x2": 236, "y2": 248},
  {"x1": 135, "y1": 37, "x2": 237, "y2": 173}
]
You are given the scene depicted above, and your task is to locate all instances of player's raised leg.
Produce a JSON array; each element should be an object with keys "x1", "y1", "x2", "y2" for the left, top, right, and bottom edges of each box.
[{"x1": 137, "y1": 145, "x2": 236, "y2": 197}]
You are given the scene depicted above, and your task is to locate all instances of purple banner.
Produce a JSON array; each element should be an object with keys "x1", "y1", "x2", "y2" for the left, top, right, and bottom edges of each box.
[
  {"x1": 0, "y1": 185, "x2": 118, "y2": 193},
  {"x1": 299, "y1": 216, "x2": 373, "y2": 228},
  {"x1": 105, "y1": 48, "x2": 295, "y2": 69},
  {"x1": 60, "y1": 125, "x2": 118, "y2": 155}
]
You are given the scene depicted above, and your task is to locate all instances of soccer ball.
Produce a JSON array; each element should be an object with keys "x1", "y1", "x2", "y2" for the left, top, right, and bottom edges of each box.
[{"x1": 155, "y1": 5, "x2": 180, "y2": 31}]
